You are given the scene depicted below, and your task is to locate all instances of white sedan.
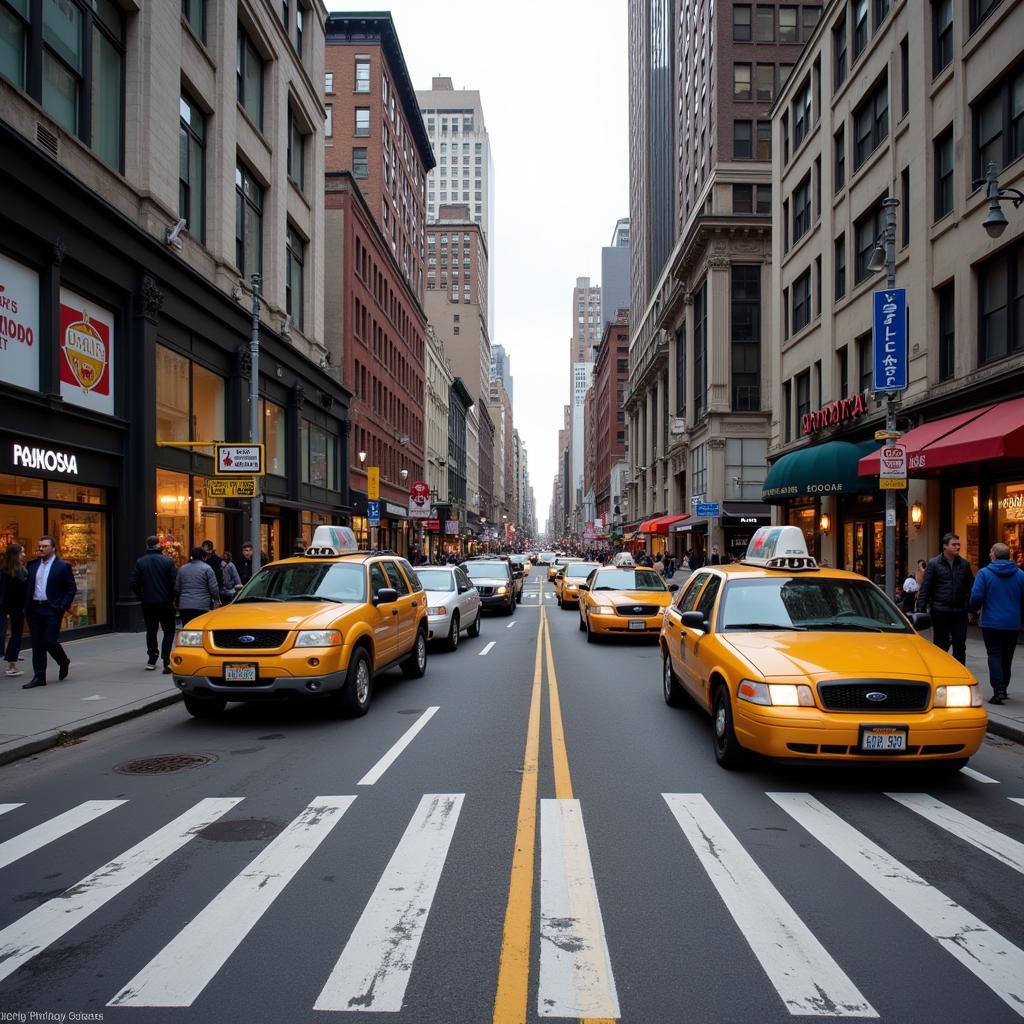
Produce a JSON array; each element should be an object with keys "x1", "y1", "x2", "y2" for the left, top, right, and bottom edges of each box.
[{"x1": 415, "y1": 565, "x2": 483, "y2": 651}]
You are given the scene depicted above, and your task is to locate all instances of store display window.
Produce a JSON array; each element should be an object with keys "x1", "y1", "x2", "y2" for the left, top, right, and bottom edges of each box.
[
  {"x1": 995, "y1": 482, "x2": 1024, "y2": 567},
  {"x1": 155, "y1": 468, "x2": 226, "y2": 566},
  {"x1": 156, "y1": 345, "x2": 225, "y2": 447},
  {"x1": 192, "y1": 475, "x2": 224, "y2": 554},
  {"x1": 786, "y1": 500, "x2": 818, "y2": 559},
  {"x1": 953, "y1": 485, "x2": 980, "y2": 573},
  {"x1": 261, "y1": 399, "x2": 287, "y2": 476}
]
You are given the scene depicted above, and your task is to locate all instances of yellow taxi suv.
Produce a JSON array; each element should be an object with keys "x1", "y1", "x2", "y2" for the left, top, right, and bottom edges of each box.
[
  {"x1": 660, "y1": 525, "x2": 987, "y2": 771},
  {"x1": 555, "y1": 562, "x2": 601, "y2": 608},
  {"x1": 170, "y1": 526, "x2": 429, "y2": 720},
  {"x1": 577, "y1": 566, "x2": 678, "y2": 641}
]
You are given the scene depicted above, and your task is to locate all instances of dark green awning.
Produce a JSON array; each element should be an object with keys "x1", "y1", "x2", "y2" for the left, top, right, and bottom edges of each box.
[{"x1": 762, "y1": 440, "x2": 880, "y2": 504}]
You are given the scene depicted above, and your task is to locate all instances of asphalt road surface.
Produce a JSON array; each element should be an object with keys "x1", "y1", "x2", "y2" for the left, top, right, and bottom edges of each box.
[{"x1": 1, "y1": 573, "x2": 1023, "y2": 1023}]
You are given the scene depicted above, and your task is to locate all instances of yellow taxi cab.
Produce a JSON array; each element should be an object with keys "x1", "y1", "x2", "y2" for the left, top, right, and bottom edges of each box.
[
  {"x1": 170, "y1": 526, "x2": 429, "y2": 720},
  {"x1": 549, "y1": 555, "x2": 577, "y2": 583},
  {"x1": 555, "y1": 561, "x2": 601, "y2": 607},
  {"x1": 577, "y1": 565, "x2": 678, "y2": 640},
  {"x1": 660, "y1": 526, "x2": 987, "y2": 770}
]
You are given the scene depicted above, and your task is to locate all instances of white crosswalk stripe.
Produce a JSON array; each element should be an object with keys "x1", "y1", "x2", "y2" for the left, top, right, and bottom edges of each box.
[
  {"x1": 886, "y1": 793, "x2": 1024, "y2": 875},
  {"x1": 314, "y1": 793, "x2": 464, "y2": 1012},
  {"x1": 0, "y1": 797, "x2": 241, "y2": 985},
  {"x1": 1010, "y1": 798, "x2": 1024, "y2": 809},
  {"x1": 109, "y1": 796, "x2": 355, "y2": 1007},
  {"x1": 664, "y1": 794, "x2": 876, "y2": 1017},
  {"x1": 960, "y1": 766, "x2": 1000, "y2": 783},
  {"x1": 0, "y1": 800, "x2": 126, "y2": 871},
  {"x1": 769, "y1": 792, "x2": 1024, "y2": 1019},
  {"x1": 538, "y1": 799, "x2": 620, "y2": 1018},
  {"x1": 0, "y1": 804, "x2": 24, "y2": 817}
]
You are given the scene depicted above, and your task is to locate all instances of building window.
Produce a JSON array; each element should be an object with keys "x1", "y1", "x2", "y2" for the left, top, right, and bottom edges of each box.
[
  {"x1": 690, "y1": 443, "x2": 707, "y2": 501},
  {"x1": 795, "y1": 369, "x2": 811, "y2": 425},
  {"x1": 756, "y1": 121, "x2": 772, "y2": 160},
  {"x1": 853, "y1": 73, "x2": 888, "y2": 170},
  {"x1": 352, "y1": 146, "x2": 368, "y2": 179},
  {"x1": 236, "y1": 24, "x2": 263, "y2": 129},
  {"x1": 853, "y1": 0, "x2": 868, "y2": 59},
  {"x1": 793, "y1": 175, "x2": 812, "y2": 242},
  {"x1": 802, "y1": 6, "x2": 820, "y2": 39},
  {"x1": 261, "y1": 399, "x2": 287, "y2": 476},
  {"x1": 675, "y1": 326, "x2": 686, "y2": 417},
  {"x1": 355, "y1": 58, "x2": 370, "y2": 93},
  {"x1": 934, "y1": 126, "x2": 954, "y2": 221},
  {"x1": 181, "y1": 0, "x2": 205, "y2": 41},
  {"x1": 755, "y1": 64, "x2": 774, "y2": 103},
  {"x1": 783, "y1": 380, "x2": 793, "y2": 442},
  {"x1": 972, "y1": 62, "x2": 1024, "y2": 184},
  {"x1": 756, "y1": 183, "x2": 772, "y2": 214},
  {"x1": 287, "y1": 107, "x2": 305, "y2": 189},
  {"x1": 156, "y1": 346, "x2": 225, "y2": 446},
  {"x1": 355, "y1": 107, "x2": 370, "y2": 136},
  {"x1": 693, "y1": 282, "x2": 707, "y2": 421},
  {"x1": 978, "y1": 240, "x2": 1024, "y2": 364},
  {"x1": 734, "y1": 63, "x2": 752, "y2": 100},
  {"x1": 834, "y1": 125, "x2": 845, "y2": 192},
  {"x1": 301, "y1": 421, "x2": 337, "y2": 490},
  {"x1": 731, "y1": 266, "x2": 761, "y2": 412},
  {"x1": 835, "y1": 233, "x2": 846, "y2": 300},
  {"x1": 833, "y1": 14, "x2": 847, "y2": 90},
  {"x1": 286, "y1": 224, "x2": 304, "y2": 333},
  {"x1": 814, "y1": 155, "x2": 822, "y2": 219},
  {"x1": 293, "y1": 3, "x2": 304, "y2": 55},
  {"x1": 755, "y1": 5, "x2": 774, "y2": 40},
  {"x1": 932, "y1": 0, "x2": 953, "y2": 76},
  {"x1": 179, "y1": 93, "x2": 205, "y2": 243},
  {"x1": 838, "y1": 345, "x2": 849, "y2": 395},
  {"x1": 938, "y1": 281, "x2": 955, "y2": 381},
  {"x1": 234, "y1": 162, "x2": 262, "y2": 277},
  {"x1": 900, "y1": 36, "x2": 909, "y2": 117},
  {"x1": 726, "y1": 438, "x2": 768, "y2": 499},
  {"x1": 783, "y1": 287, "x2": 790, "y2": 338},
  {"x1": 779, "y1": 5, "x2": 798, "y2": 42},
  {"x1": 857, "y1": 334, "x2": 873, "y2": 391},
  {"x1": 325, "y1": 103, "x2": 333, "y2": 137},
  {"x1": 900, "y1": 167, "x2": 910, "y2": 248},
  {"x1": 970, "y1": 0, "x2": 1004, "y2": 33},
  {"x1": 783, "y1": 199, "x2": 790, "y2": 251},
  {"x1": 733, "y1": 184, "x2": 753, "y2": 214},
  {"x1": 734, "y1": 4, "x2": 752, "y2": 40},
  {"x1": 792, "y1": 269, "x2": 812, "y2": 333},
  {"x1": 854, "y1": 197, "x2": 885, "y2": 284},
  {"x1": 782, "y1": 112, "x2": 790, "y2": 163},
  {"x1": 793, "y1": 77, "x2": 812, "y2": 148},
  {"x1": 874, "y1": 0, "x2": 891, "y2": 28},
  {"x1": 324, "y1": 71, "x2": 334, "y2": 93},
  {"x1": 734, "y1": 120, "x2": 752, "y2": 159}
]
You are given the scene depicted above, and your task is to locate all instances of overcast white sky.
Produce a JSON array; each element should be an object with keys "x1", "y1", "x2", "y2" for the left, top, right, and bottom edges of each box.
[{"x1": 326, "y1": 0, "x2": 630, "y2": 535}]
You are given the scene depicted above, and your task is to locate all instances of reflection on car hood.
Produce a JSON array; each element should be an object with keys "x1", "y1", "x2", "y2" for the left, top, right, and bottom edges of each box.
[
  {"x1": 424, "y1": 587, "x2": 458, "y2": 603},
  {"x1": 721, "y1": 632, "x2": 975, "y2": 681},
  {"x1": 590, "y1": 589, "x2": 671, "y2": 605},
  {"x1": 186, "y1": 601, "x2": 361, "y2": 631},
  {"x1": 467, "y1": 575, "x2": 508, "y2": 585}
]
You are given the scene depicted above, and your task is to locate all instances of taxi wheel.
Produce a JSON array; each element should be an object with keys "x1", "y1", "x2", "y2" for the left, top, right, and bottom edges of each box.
[
  {"x1": 336, "y1": 648, "x2": 372, "y2": 717},
  {"x1": 578, "y1": 611, "x2": 586, "y2": 632},
  {"x1": 402, "y1": 627, "x2": 429, "y2": 678},
  {"x1": 712, "y1": 684, "x2": 747, "y2": 769},
  {"x1": 183, "y1": 695, "x2": 226, "y2": 719},
  {"x1": 446, "y1": 612, "x2": 460, "y2": 651},
  {"x1": 662, "y1": 653, "x2": 687, "y2": 707},
  {"x1": 467, "y1": 610, "x2": 482, "y2": 638},
  {"x1": 585, "y1": 616, "x2": 599, "y2": 644}
]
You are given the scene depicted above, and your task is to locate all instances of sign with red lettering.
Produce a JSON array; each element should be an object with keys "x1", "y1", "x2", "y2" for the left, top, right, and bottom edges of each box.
[
  {"x1": 60, "y1": 289, "x2": 114, "y2": 414},
  {"x1": 801, "y1": 391, "x2": 868, "y2": 436},
  {"x1": 879, "y1": 443, "x2": 907, "y2": 490},
  {"x1": 408, "y1": 480, "x2": 430, "y2": 519},
  {"x1": 0, "y1": 254, "x2": 39, "y2": 392}
]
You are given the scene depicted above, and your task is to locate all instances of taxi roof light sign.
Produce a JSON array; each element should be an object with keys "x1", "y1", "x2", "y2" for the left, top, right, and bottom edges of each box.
[
  {"x1": 743, "y1": 526, "x2": 819, "y2": 571},
  {"x1": 305, "y1": 525, "x2": 358, "y2": 557}
]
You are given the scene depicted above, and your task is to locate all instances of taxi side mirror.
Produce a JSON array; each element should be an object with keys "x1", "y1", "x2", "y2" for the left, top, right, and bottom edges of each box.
[
  {"x1": 374, "y1": 588, "x2": 399, "y2": 606},
  {"x1": 578, "y1": 583, "x2": 589, "y2": 592},
  {"x1": 680, "y1": 610, "x2": 707, "y2": 630},
  {"x1": 667, "y1": 583, "x2": 679, "y2": 592},
  {"x1": 909, "y1": 611, "x2": 931, "y2": 632}
]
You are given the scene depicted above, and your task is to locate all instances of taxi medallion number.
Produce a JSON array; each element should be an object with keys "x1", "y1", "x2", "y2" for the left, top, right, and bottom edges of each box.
[
  {"x1": 223, "y1": 662, "x2": 257, "y2": 684},
  {"x1": 859, "y1": 725, "x2": 907, "y2": 753}
]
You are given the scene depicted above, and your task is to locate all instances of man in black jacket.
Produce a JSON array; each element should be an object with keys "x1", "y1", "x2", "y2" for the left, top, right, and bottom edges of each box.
[
  {"x1": 201, "y1": 539, "x2": 225, "y2": 593},
  {"x1": 130, "y1": 536, "x2": 178, "y2": 673},
  {"x1": 917, "y1": 532, "x2": 975, "y2": 665}
]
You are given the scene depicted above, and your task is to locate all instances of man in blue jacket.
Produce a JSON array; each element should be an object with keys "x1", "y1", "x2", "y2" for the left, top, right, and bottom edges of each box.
[
  {"x1": 23, "y1": 535, "x2": 76, "y2": 689},
  {"x1": 969, "y1": 542, "x2": 1024, "y2": 705}
]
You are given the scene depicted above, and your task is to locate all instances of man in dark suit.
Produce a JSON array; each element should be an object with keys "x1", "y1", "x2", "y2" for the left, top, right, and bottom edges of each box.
[{"x1": 23, "y1": 534, "x2": 76, "y2": 688}]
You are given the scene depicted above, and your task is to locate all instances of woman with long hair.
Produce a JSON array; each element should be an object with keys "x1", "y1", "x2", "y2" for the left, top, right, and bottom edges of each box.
[{"x1": 1, "y1": 543, "x2": 28, "y2": 676}]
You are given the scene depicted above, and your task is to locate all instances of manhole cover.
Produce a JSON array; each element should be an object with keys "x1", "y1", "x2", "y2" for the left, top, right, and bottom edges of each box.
[
  {"x1": 196, "y1": 818, "x2": 284, "y2": 842},
  {"x1": 113, "y1": 753, "x2": 218, "y2": 775}
]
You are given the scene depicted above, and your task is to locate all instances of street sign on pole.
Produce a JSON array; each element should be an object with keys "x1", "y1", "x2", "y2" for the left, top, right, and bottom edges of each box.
[
  {"x1": 878, "y1": 443, "x2": 907, "y2": 490},
  {"x1": 205, "y1": 477, "x2": 258, "y2": 499},
  {"x1": 408, "y1": 480, "x2": 430, "y2": 519},
  {"x1": 695, "y1": 502, "x2": 721, "y2": 518},
  {"x1": 215, "y1": 444, "x2": 265, "y2": 476},
  {"x1": 367, "y1": 499, "x2": 381, "y2": 526},
  {"x1": 366, "y1": 466, "x2": 380, "y2": 501},
  {"x1": 872, "y1": 288, "x2": 907, "y2": 393}
]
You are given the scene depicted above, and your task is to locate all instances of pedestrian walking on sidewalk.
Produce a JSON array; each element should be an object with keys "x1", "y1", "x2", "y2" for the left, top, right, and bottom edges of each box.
[
  {"x1": 917, "y1": 532, "x2": 974, "y2": 665},
  {"x1": 200, "y1": 539, "x2": 225, "y2": 594},
  {"x1": 22, "y1": 535, "x2": 75, "y2": 689},
  {"x1": 175, "y1": 548, "x2": 220, "y2": 626},
  {"x1": 219, "y1": 551, "x2": 242, "y2": 604},
  {"x1": 1, "y1": 543, "x2": 28, "y2": 677},
  {"x1": 130, "y1": 536, "x2": 178, "y2": 674},
  {"x1": 969, "y1": 542, "x2": 1024, "y2": 705}
]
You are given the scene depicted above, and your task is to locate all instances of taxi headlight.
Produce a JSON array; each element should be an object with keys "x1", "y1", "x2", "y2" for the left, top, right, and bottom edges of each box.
[
  {"x1": 934, "y1": 684, "x2": 980, "y2": 708},
  {"x1": 176, "y1": 630, "x2": 204, "y2": 647},
  {"x1": 427, "y1": 606, "x2": 447, "y2": 616},
  {"x1": 566, "y1": 583, "x2": 578, "y2": 590},
  {"x1": 295, "y1": 629, "x2": 343, "y2": 647},
  {"x1": 737, "y1": 679, "x2": 814, "y2": 707},
  {"x1": 593, "y1": 604, "x2": 614, "y2": 615},
  {"x1": 496, "y1": 585, "x2": 508, "y2": 595}
]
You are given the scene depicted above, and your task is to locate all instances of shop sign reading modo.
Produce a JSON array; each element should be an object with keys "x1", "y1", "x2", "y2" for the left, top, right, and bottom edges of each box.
[{"x1": 0, "y1": 254, "x2": 41, "y2": 392}]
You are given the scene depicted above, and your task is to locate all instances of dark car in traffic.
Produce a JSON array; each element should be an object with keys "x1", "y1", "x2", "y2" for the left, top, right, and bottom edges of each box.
[{"x1": 463, "y1": 560, "x2": 517, "y2": 615}]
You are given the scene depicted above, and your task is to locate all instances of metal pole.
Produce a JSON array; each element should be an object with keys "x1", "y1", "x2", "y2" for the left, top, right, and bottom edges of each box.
[
  {"x1": 248, "y1": 275, "x2": 262, "y2": 574},
  {"x1": 881, "y1": 198, "x2": 899, "y2": 601}
]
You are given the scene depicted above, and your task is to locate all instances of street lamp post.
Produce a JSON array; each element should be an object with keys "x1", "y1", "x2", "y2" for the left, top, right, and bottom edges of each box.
[{"x1": 247, "y1": 275, "x2": 262, "y2": 574}]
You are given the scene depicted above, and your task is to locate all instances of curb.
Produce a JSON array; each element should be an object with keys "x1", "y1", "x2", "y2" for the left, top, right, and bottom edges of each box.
[
  {"x1": 986, "y1": 717, "x2": 1024, "y2": 747},
  {"x1": 0, "y1": 692, "x2": 182, "y2": 768}
]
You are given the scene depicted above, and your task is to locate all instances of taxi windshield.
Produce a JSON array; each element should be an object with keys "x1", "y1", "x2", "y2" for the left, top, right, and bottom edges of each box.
[
  {"x1": 465, "y1": 561, "x2": 509, "y2": 580},
  {"x1": 416, "y1": 568, "x2": 455, "y2": 590},
  {"x1": 565, "y1": 562, "x2": 600, "y2": 579},
  {"x1": 236, "y1": 562, "x2": 366, "y2": 603},
  {"x1": 591, "y1": 569, "x2": 667, "y2": 591},
  {"x1": 719, "y1": 578, "x2": 911, "y2": 633}
]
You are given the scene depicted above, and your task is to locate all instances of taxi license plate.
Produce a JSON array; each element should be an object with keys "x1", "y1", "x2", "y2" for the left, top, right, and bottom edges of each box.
[
  {"x1": 629, "y1": 619, "x2": 645, "y2": 630},
  {"x1": 859, "y1": 726, "x2": 907, "y2": 753},
  {"x1": 223, "y1": 662, "x2": 257, "y2": 684}
]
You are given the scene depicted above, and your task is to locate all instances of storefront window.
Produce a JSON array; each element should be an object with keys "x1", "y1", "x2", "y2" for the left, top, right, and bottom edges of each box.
[
  {"x1": 48, "y1": 482, "x2": 105, "y2": 504},
  {"x1": 995, "y1": 482, "x2": 1024, "y2": 567},
  {"x1": 156, "y1": 468, "x2": 190, "y2": 566},
  {"x1": 301, "y1": 420, "x2": 337, "y2": 489},
  {"x1": 192, "y1": 364, "x2": 225, "y2": 443},
  {"x1": 156, "y1": 346, "x2": 190, "y2": 444},
  {"x1": 0, "y1": 504, "x2": 44, "y2": 560},
  {"x1": 786, "y1": 500, "x2": 819, "y2": 559},
  {"x1": 0, "y1": 474, "x2": 44, "y2": 499},
  {"x1": 261, "y1": 399, "x2": 287, "y2": 476},
  {"x1": 49, "y1": 508, "x2": 107, "y2": 627},
  {"x1": 953, "y1": 485, "x2": 980, "y2": 573},
  {"x1": 192, "y1": 476, "x2": 224, "y2": 554}
]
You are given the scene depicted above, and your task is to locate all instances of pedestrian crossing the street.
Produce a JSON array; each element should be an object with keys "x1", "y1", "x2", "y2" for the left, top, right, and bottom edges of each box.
[{"x1": 1, "y1": 788, "x2": 1023, "y2": 1017}]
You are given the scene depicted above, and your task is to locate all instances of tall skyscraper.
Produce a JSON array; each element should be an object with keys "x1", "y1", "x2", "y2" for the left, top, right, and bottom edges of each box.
[
  {"x1": 571, "y1": 276, "x2": 603, "y2": 365},
  {"x1": 601, "y1": 218, "x2": 630, "y2": 330},
  {"x1": 490, "y1": 344, "x2": 513, "y2": 405},
  {"x1": 418, "y1": 77, "x2": 496, "y2": 336}
]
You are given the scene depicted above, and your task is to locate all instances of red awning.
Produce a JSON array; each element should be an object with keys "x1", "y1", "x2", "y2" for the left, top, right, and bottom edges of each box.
[
  {"x1": 858, "y1": 404, "x2": 1001, "y2": 477},
  {"x1": 639, "y1": 514, "x2": 690, "y2": 534},
  {"x1": 921, "y1": 396, "x2": 1024, "y2": 469}
]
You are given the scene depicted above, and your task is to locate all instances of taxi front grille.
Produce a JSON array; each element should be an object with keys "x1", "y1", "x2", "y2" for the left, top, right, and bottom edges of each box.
[
  {"x1": 212, "y1": 629, "x2": 289, "y2": 650},
  {"x1": 614, "y1": 604, "x2": 659, "y2": 616},
  {"x1": 817, "y1": 681, "x2": 930, "y2": 712},
  {"x1": 477, "y1": 586, "x2": 494, "y2": 597}
]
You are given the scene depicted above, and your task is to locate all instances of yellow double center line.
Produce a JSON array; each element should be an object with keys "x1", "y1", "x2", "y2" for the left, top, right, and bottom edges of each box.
[{"x1": 492, "y1": 605, "x2": 613, "y2": 1024}]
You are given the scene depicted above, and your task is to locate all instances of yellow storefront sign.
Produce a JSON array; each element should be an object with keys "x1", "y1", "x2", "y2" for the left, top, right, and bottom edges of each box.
[
  {"x1": 367, "y1": 466, "x2": 380, "y2": 501},
  {"x1": 205, "y1": 477, "x2": 259, "y2": 499},
  {"x1": 879, "y1": 478, "x2": 907, "y2": 490}
]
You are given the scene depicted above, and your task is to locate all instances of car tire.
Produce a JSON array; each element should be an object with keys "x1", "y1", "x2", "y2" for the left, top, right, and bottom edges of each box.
[
  {"x1": 712, "y1": 684, "x2": 747, "y2": 769},
  {"x1": 336, "y1": 647, "x2": 373, "y2": 717},
  {"x1": 663, "y1": 653, "x2": 687, "y2": 707},
  {"x1": 585, "y1": 617, "x2": 598, "y2": 644},
  {"x1": 183, "y1": 695, "x2": 226, "y2": 719},
  {"x1": 402, "y1": 627, "x2": 429, "y2": 678},
  {"x1": 467, "y1": 610, "x2": 481, "y2": 638},
  {"x1": 503, "y1": 598, "x2": 515, "y2": 616},
  {"x1": 578, "y1": 611, "x2": 586, "y2": 632},
  {"x1": 446, "y1": 612, "x2": 460, "y2": 652}
]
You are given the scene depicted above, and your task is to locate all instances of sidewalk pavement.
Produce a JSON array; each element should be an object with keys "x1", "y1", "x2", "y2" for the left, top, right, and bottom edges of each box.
[{"x1": 1, "y1": 621, "x2": 1022, "y2": 767}]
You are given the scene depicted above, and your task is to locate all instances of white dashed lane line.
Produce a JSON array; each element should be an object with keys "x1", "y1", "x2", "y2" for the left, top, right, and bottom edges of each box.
[
  {"x1": 479, "y1": 642, "x2": 496, "y2": 656},
  {"x1": 961, "y1": 766, "x2": 1000, "y2": 784},
  {"x1": 507, "y1": 621, "x2": 517, "y2": 628}
]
